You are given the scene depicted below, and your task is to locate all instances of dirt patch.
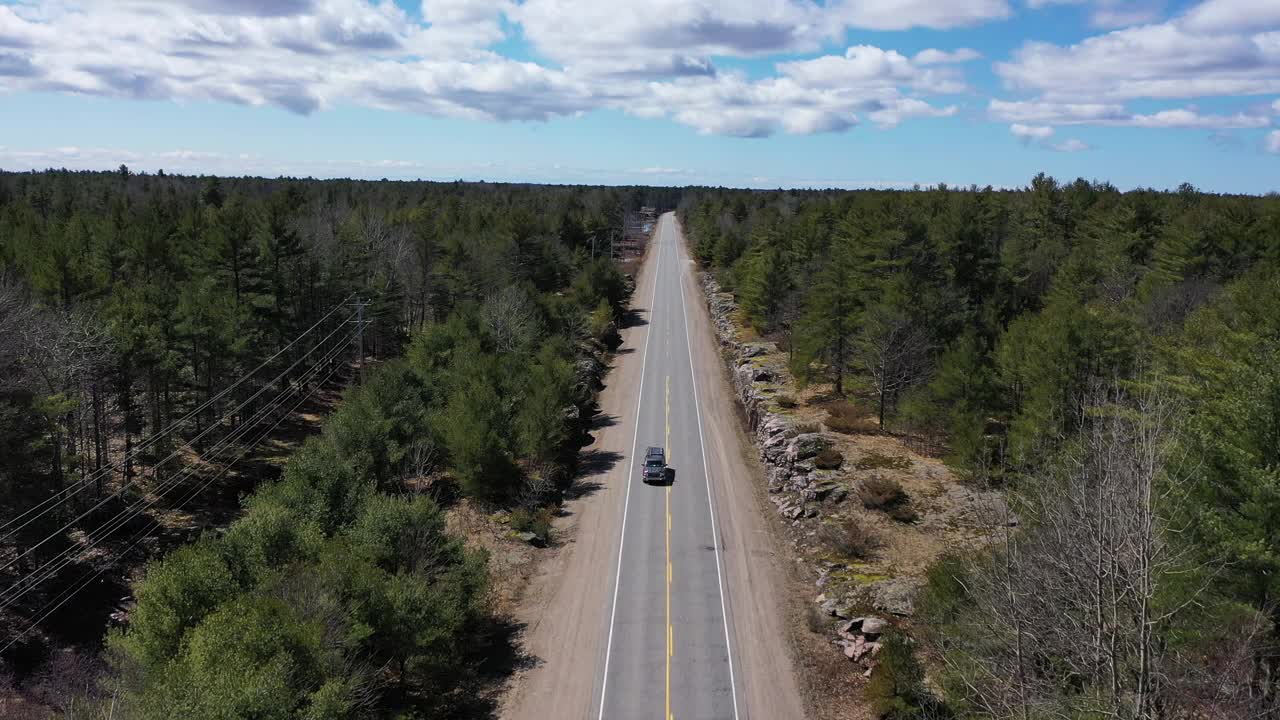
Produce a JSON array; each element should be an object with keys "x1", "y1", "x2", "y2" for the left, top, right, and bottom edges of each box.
[{"x1": 445, "y1": 501, "x2": 540, "y2": 617}]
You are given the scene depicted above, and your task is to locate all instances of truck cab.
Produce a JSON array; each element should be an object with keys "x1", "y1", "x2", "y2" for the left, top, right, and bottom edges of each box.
[{"x1": 641, "y1": 447, "x2": 666, "y2": 484}]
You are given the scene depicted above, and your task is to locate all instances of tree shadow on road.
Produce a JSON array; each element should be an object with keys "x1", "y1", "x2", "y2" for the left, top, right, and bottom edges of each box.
[
  {"x1": 578, "y1": 449, "x2": 623, "y2": 479},
  {"x1": 620, "y1": 308, "x2": 648, "y2": 329}
]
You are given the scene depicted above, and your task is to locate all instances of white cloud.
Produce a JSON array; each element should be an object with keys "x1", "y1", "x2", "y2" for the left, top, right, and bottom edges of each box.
[
  {"x1": 0, "y1": 0, "x2": 973, "y2": 138},
  {"x1": 633, "y1": 167, "x2": 692, "y2": 175},
  {"x1": 1267, "y1": 130, "x2": 1280, "y2": 153},
  {"x1": 991, "y1": 99, "x2": 1270, "y2": 128},
  {"x1": 1181, "y1": 0, "x2": 1280, "y2": 33},
  {"x1": 913, "y1": 48, "x2": 981, "y2": 64},
  {"x1": 997, "y1": 1, "x2": 1280, "y2": 103},
  {"x1": 830, "y1": 0, "x2": 1011, "y2": 31},
  {"x1": 1273, "y1": 98, "x2": 1280, "y2": 113},
  {"x1": 1026, "y1": 0, "x2": 1165, "y2": 28},
  {"x1": 778, "y1": 45, "x2": 966, "y2": 94},
  {"x1": 1008, "y1": 122, "x2": 1092, "y2": 151},
  {"x1": 1052, "y1": 138, "x2": 1091, "y2": 152},
  {"x1": 1010, "y1": 123, "x2": 1055, "y2": 140}
]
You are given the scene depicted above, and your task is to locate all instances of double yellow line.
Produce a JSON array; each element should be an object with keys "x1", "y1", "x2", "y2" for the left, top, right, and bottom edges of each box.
[{"x1": 665, "y1": 376, "x2": 674, "y2": 720}]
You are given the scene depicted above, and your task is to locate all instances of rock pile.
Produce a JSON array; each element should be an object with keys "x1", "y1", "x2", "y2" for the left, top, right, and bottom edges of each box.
[
  {"x1": 699, "y1": 274, "x2": 844, "y2": 525},
  {"x1": 836, "y1": 616, "x2": 887, "y2": 675}
]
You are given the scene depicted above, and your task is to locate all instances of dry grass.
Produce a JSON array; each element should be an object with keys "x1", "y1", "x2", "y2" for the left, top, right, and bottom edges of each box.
[
  {"x1": 820, "y1": 516, "x2": 884, "y2": 560},
  {"x1": 825, "y1": 400, "x2": 880, "y2": 435},
  {"x1": 859, "y1": 475, "x2": 908, "y2": 511},
  {"x1": 858, "y1": 476, "x2": 921, "y2": 525},
  {"x1": 854, "y1": 451, "x2": 912, "y2": 471},
  {"x1": 777, "y1": 393, "x2": 799, "y2": 409}
]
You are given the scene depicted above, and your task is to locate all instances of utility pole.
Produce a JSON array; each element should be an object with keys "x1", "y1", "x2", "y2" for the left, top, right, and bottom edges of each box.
[{"x1": 350, "y1": 298, "x2": 367, "y2": 381}]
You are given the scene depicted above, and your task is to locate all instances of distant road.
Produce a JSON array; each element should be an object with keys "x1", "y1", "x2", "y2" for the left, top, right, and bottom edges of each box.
[{"x1": 503, "y1": 213, "x2": 804, "y2": 720}]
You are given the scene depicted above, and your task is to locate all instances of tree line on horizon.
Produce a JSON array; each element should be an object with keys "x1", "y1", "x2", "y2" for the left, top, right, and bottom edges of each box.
[{"x1": 681, "y1": 176, "x2": 1280, "y2": 718}]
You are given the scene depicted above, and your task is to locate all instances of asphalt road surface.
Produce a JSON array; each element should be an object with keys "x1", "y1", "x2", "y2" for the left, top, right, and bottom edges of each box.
[{"x1": 502, "y1": 213, "x2": 804, "y2": 720}]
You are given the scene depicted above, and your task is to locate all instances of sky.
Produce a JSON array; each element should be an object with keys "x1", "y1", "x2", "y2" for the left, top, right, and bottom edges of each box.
[{"x1": 0, "y1": 0, "x2": 1278, "y2": 193}]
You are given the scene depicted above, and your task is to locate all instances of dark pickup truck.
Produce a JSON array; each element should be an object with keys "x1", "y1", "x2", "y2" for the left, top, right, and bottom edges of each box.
[{"x1": 641, "y1": 446, "x2": 666, "y2": 484}]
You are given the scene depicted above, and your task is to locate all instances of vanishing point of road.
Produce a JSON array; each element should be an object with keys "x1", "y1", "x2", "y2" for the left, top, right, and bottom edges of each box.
[{"x1": 503, "y1": 213, "x2": 804, "y2": 720}]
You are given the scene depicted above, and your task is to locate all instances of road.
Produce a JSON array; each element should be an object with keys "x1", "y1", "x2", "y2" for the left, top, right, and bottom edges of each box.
[{"x1": 502, "y1": 213, "x2": 804, "y2": 720}]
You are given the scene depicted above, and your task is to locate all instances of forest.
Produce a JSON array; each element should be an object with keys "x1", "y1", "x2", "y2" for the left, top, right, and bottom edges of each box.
[
  {"x1": 4, "y1": 166, "x2": 1278, "y2": 718},
  {"x1": 0, "y1": 167, "x2": 676, "y2": 716},
  {"x1": 680, "y1": 178, "x2": 1280, "y2": 718}
]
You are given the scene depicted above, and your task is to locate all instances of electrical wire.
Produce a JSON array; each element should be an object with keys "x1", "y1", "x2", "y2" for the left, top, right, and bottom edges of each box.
[{"x1": 0, "y1": 292, "x2": 356, "y2": 540}]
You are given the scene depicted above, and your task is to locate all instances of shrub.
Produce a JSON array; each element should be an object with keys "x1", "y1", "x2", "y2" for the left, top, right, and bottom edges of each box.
[
  {"x1": 825, "y1": 400, "x2": 879, "y2": 434},
  {"x1": 866, "y1": 633, "x2": 934, "y2": 720},
  {"x1": 805, "y1": 604, "x2": 829, "y2": 635},
  {"x1": 888, "y1": 503, "x2": 919, "y2": 524},
  {"x1": 510, "y1": 506, "x2": 554, "y2": 542},
  {"x1": 588, "y1": 297, "x2": 618, "y2": 346},
  {"x1": 917, "y1": 554, "x2": 971, "y2": 630},
  {"x1": 814, "y1": 448, "x2": 844, "y2": 470},
  {"x1": 795, "y1": 421, "x2": 821, "y2": 434},
  {"x1": 859, "y1": 476, "x2": 919, "y2": 523},
  {"x1": 859, "y1": 476, "x2": 908, "y2": 511},
  {"x1": 776, "y1": 393, "x2": 798, "y2": 409},
  {"x1": 819, "y1": 516, "x2": 883, "y2": 560}
]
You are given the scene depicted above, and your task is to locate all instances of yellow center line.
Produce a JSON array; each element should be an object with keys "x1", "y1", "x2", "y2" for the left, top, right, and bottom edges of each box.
[
  {"x1": 665, "y1": 483, "x2": 672, "y2": 720},
  {"x1": 664, "y1": 374, "x2": 673, "y2": 720}
]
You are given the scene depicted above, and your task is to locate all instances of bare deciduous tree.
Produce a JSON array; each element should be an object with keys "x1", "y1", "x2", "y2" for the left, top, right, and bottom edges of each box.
[
  {"x1": 853, "y1": 306, "x2": 932, "y2": 431},
  {"x1": 481, "y1": 285, "x2": 542, "y2": 354},
  {"x1": 940, "y1": 383, "x2": 1216, "y2": 719}
]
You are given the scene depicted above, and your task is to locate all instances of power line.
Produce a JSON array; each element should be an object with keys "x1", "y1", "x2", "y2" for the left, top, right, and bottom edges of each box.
[
  {"x1": 0, "y1": 292, "x2": 356, "y2": 540},
  {"x1": 0, "y1": 329, "x2": 355, "y2": 615},
  {"x1": 0, "y1": 315, "x2": 356, "y2": 577},
  {"x1": 0, "y1": 344, "x2": 353, "y2": 656}
]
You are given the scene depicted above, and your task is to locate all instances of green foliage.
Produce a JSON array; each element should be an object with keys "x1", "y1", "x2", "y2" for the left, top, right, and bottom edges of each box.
[
  {"x1": 588, "y1": 297, "x2": 617, "y2": 346},
  {"x1": 114, "y1": 365, "x2": 491, "y2": 718},
  {"x1": 510, "y1": 506, "x2": 554, "y2": 542},
  {"x1": 345, "y1": 494, "x2": 458, "y2": 575},
  {"x1": 573, "y1": 257, "x2": 629, "y2": 317},
  {"x1": 516, "y1": 339, "x2": 579, "y2": 463},
  {"x1": 436, "y1": 357, "x2": 517, "y2": 500},
  {"x1": 252, "y1": 437, "x2": 373, "y2": 534},
  {"x1": 865, "y1": 634, "x2": 938, "y2": 720},
  {"x1": 141, "y1": 596, "x2": 331, "y2": 720},
  {"x1": 64, "y1": 175, "x2": 659, "y2": 719},
  {"x1": 116, "y1": 540, "x2": 243, "y2": 673}
]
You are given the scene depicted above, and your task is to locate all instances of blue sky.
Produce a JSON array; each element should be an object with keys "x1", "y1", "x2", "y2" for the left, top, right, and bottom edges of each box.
[{"x1": 0, "y1": 0, "x2": 1277, "y2": 193}]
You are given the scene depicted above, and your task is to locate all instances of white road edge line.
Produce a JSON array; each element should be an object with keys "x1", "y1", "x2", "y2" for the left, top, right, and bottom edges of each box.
[
  {"x1": 596, "y1": 212, "x2": 665, "y2": 720},
  {"x1": 676, "y1": 216, "x2": 742, "y2": 720}
]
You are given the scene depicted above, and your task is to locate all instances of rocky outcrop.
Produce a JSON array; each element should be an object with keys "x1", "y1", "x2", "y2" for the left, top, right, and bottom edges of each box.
[{"x1": 699, "y1": 273, "x2": 838, "y2": 524}]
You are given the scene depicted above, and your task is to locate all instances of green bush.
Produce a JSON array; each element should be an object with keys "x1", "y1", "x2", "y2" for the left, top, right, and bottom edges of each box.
[
  {"x1": 866, "y1": 633, "x2": 934, "y2": 720},
  {"x1": 588, "y1": 297, "x2": 617, "y2": 346},
  {"x1": 917, "y1": 554, "x2": 971, "y2": 630},
  {"x1": 776, "y1": 393, "x2": 798, "y2": 409},
  {"x1": 510, "y1": 506, "x2": 554, "y2": 542},
  {"x1": 116, "y1": 540, "x2": 244, "y2": 673}
]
